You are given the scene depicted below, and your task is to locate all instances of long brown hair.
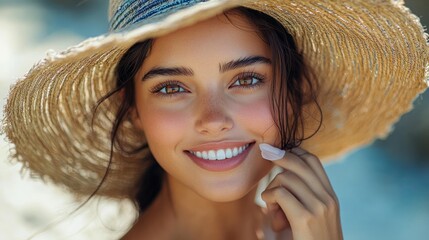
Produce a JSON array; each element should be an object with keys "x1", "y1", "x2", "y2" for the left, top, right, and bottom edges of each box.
[{"x1": 96, "y1": 7, "x2": 322, "y2": 212}]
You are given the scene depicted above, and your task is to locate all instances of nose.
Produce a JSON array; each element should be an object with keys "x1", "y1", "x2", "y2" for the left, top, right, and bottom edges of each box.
[{"x1": 195, "y1": 92, "x2": 233, "y2": 136}]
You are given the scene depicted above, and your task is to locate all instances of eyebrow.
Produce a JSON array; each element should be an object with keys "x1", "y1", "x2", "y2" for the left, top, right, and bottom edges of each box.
[
  {"x1": 141, "y1": 55, "x2": 271, "y2": 81},
  {"x1": 219, "y1": 56, "x2": 272, "y2": 73},
  {"x1": 142, "y1": 67, "x2": 194, "y2": 81}
]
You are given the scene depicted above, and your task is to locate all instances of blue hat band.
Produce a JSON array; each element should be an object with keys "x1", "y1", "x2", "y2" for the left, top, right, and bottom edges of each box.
[{"x1": 110, "y1": 0, "x2": 208, "y2": 31}]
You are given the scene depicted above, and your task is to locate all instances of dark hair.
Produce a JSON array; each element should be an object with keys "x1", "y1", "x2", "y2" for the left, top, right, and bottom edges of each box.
[{"x1": 96, "y1": 7, "x2": 322, "y2": 212}]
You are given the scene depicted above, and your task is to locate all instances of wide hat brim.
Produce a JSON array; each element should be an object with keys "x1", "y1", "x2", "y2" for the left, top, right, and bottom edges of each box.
[{"x1": 3, "y1": 0, "x2": 429, "y2": 198}]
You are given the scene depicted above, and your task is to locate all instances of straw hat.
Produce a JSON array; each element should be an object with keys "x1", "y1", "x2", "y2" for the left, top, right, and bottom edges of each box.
[{"x1": 3, "y1": 0, "x2": 428, "y2": 198}]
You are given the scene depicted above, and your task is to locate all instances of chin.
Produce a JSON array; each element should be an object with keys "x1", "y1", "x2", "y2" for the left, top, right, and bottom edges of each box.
[
  {"x1": 197, "y1": 182, "x2": 257, "y2": 203},
  {"x1": 193, "y1": 166, "x2": 272, "y2": 203}
]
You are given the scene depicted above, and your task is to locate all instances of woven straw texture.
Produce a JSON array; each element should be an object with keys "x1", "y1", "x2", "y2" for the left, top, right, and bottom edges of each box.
[{"x1": 3, "y1": 0, "x2": 429, "y2": 198}]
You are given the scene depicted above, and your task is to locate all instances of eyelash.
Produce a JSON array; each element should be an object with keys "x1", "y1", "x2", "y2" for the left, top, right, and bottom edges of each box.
[
  {"x1": 232, "y1": 72, "x2": 265, "y2": 89},
  {"x1": 149, "y1": 72, "x2": 265, "y2": 97},
  {"x1": 149, "y1": 80, "x2": 188, "y2": 97}
]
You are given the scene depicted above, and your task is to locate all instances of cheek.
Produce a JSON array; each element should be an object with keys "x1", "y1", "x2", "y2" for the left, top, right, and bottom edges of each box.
[
  {"x1": 139, "y1": 105, "x2": 189, "y2": 148},
  {"x1": 234, "y1": 96, "x2": 278, "y2": 143}
]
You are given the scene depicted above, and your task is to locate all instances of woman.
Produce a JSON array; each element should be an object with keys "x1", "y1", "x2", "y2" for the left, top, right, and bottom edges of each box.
[
  {"x1": 116, "y1": 7, "x2": 338, "y2": 239},
  {"x1": 3, "y1": 1, "x2": 428, "y2": 239}
]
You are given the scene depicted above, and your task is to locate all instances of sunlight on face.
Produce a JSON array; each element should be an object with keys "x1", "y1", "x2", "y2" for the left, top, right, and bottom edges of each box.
[{"x1": 132, "y1": 13, "x2": 278, "y2": 202}]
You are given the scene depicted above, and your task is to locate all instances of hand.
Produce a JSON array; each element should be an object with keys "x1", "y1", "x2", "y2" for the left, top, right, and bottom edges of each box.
[{"x1": 260, "y1": 145, "x2": 343, "y2": 240}]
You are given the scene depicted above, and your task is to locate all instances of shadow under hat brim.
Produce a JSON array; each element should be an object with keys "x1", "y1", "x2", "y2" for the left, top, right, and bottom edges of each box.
[{"x1": 4, "y1": 0, "x2": 429, "y2": 198}]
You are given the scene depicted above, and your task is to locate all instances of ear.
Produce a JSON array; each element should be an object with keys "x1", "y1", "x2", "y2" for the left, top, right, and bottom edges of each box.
[
  {"x1": 119, "y1": 88, "x2": 143, "y2": 131},
  {"x1": 129, "y1": 105, "x2": 144, "y2": 131}
]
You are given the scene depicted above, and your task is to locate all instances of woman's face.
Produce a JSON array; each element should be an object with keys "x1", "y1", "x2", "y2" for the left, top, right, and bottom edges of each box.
[{"x1": 132, "y1": 13, "x2": 278, "y2": 202}]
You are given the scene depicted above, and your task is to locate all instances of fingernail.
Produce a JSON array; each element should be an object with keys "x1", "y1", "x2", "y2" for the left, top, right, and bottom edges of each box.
[{"x1": 259, "y1": 143, "x2": 286, "y2": 161}]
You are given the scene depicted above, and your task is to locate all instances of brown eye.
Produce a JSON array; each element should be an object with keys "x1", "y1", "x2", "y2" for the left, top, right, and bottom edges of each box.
[
  {"x1": 151, "y1": 81, "x2": 188, "y2": 96},
  {"x1": 231, "y1": 73, "x2": 264, "y2": 88},
  {"x1": 150, "y1": 80, "x2": 190, "y2": 98},
  {"x1": 237, "y1": 79, "x2": 254, "y2": 86},
  {"x1": 160, "y1": 84, "x2": 184, "y2": 94}
]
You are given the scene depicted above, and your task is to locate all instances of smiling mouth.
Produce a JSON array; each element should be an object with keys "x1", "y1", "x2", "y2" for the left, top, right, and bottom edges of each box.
[{"x1": 188, "y1": 143, "x2": 253, "y2": 161}]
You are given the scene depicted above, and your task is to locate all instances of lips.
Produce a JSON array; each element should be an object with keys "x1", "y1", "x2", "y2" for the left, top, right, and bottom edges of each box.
[
  {"x1": 189, "y1": 143, "x2": 250, "y2": 160},
  {"x1": 185, "y1": 141, "x2": 255, "y2": 171}
]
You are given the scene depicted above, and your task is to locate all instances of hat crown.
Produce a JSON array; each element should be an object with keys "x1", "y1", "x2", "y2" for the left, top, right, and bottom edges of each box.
[{"x1": 108, "y1": 0, "x2": 207, "y2": 31}]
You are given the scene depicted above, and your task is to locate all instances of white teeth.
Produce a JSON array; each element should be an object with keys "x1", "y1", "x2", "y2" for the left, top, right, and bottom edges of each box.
[
  {"x1": 190, "y1": 144, "x2": 250, "y2": 161},
  {"x1": 225, "y1": 149, "x2": 232, "y2": 158},
  {"x1": 233, "y1": 147, "x2": 238, "y2": 156},
  {"x1": 216, "y1": 149, "x2": 226, "y2": 160},
  {"x1": 208, "y1": 150, "x2": 216, "y2": 160}
]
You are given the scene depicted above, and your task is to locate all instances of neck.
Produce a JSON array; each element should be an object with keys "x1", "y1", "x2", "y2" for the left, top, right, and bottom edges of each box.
[{"x1": 145, "y1": 175, "x2": 263, "y2": 240}]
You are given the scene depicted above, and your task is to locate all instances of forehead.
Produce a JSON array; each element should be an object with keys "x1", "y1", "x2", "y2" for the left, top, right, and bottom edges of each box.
[{"x1": 142, "y1": 13, "x2": 271, "y2": 67}]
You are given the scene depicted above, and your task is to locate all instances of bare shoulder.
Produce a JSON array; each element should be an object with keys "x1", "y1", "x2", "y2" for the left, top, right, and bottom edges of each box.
[
  {"x1": 120, "y1": 199, "x2": 173, "y2": 240},
  {"x1": 120, "y1": 212, "x2": 171, "y2": 240},
  {"x1": 119, "y1": 215, "x2": 151, "y2": 240}
]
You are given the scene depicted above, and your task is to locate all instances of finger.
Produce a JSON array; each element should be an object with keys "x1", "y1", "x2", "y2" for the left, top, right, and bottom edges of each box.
[
  {"x1": 259, "y1": 143, "x2": 286, "y2": 160},
  {"x1": 270, "y1": 152, "x2": 334, "y2": 203},
  {"x1": 290, "y1": 147, "x2": 336, "y2": 195},
  {"x1": 266, "y1": 203, "x2": 290, "y2": 232},
  {"x1": 265, "y1": 170, "x2": 325, "y2": 215},
  {"x1": 261, "y1": 185, "x2": 310, "y2": 229}
]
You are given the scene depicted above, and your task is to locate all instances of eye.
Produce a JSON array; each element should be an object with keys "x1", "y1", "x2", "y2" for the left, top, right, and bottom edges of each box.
[
  {"x1": 231, "y1": 72, "x2": 265, "y2": 88},
  {"x1": 150, "y1": 80, "x2": 188, "y2": 96},
  {"x1": 159, "y1": 84, "x2": 185, "y2": 94}
]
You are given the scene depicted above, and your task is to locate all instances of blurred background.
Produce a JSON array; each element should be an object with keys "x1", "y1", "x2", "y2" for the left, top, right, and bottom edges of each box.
[{"x1": 0, "y1": 0, "x2": 428, "y2": 239}]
